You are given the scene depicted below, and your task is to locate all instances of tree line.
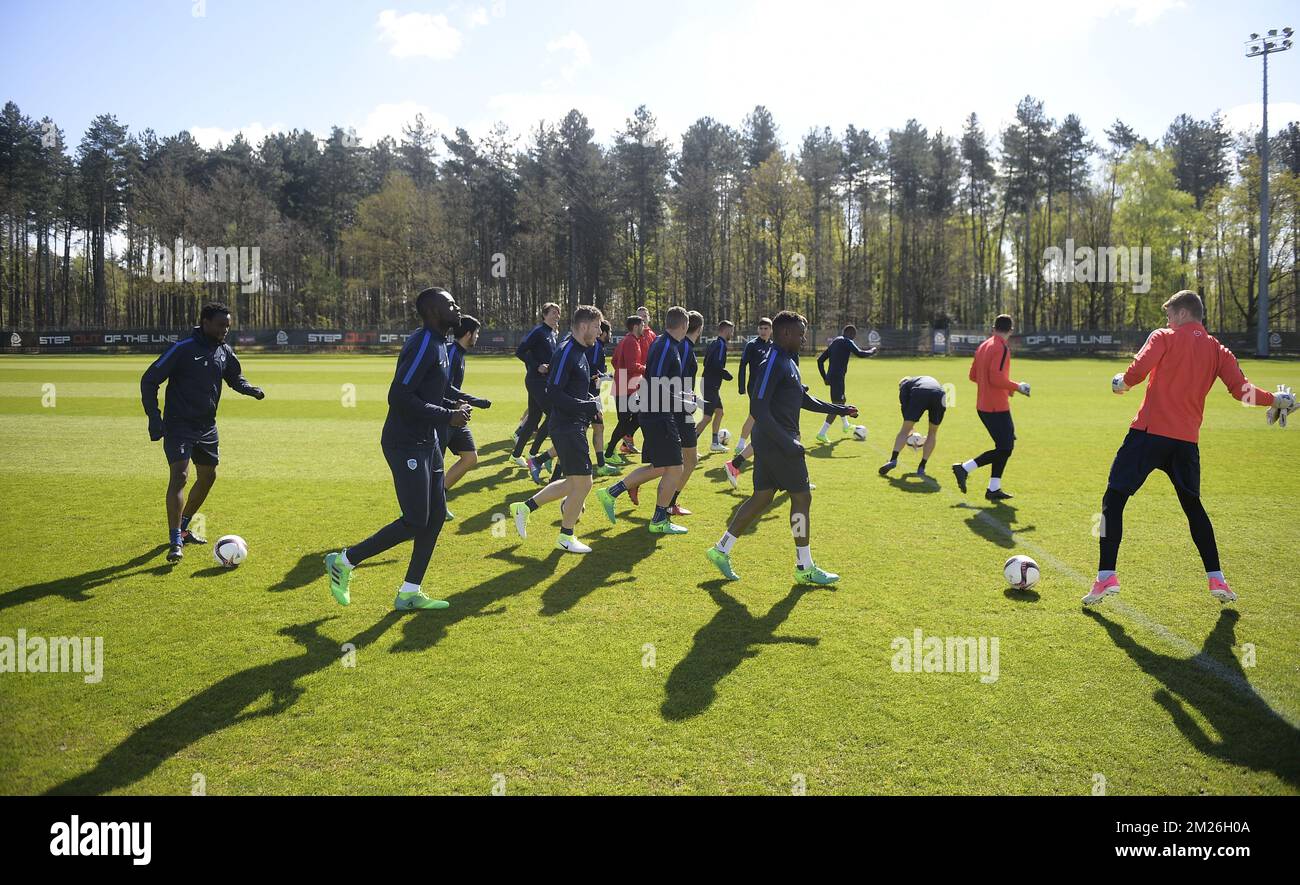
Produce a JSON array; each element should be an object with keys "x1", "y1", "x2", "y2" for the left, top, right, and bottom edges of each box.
[{"x1": 1, "y1": 97, "x2": 1298, "y2": 334}]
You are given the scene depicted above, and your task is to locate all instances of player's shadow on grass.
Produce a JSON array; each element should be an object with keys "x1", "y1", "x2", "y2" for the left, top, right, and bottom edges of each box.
[
  {"x1": 885, "y1": 473, "x2": 940, "y2": 494},
  {"x1": 475, "y1": 438, "x2": 514, "y2": 459},
  {"x1": 389, "y1": 546, "x2": 543, "y2": 653},
  {"x1": 539, "y1": 523, "x2": 657, "y2": 616},
  {"x1": 45, "y1": 613, "x2": 403, "y2": 796},
  {"x1": 266, "y1": 551, "x2": 398, "y2": 592},
  {"x1": 1085, "y1": 608, "x2": 1300, "y2": 789},
  {"x1": 0, "y1": 544, "x2": 169, "y2": 612},
  {"x1": 447, "y1": 465, "x2": 520, "y2": 505},
  {"x1": 953, "y1": 502, "x2": 1034, "y2": 550},
  {"x1": 806, "y1": 438, "x2": 851, "y2": 458},
  {"x1": 661, "y1": 582, "x2": 818, "y2": 722}
]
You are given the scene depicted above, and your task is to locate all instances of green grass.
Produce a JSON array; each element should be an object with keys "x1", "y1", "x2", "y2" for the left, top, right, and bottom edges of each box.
[{"x1": 1, "y1": 351, "x2": 1298, "y2": 796}]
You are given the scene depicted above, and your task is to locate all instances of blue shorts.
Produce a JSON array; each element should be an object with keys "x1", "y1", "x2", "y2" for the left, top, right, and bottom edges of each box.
[{"x1": 164, "y1": 424, "x2": 219, "y2": 466}]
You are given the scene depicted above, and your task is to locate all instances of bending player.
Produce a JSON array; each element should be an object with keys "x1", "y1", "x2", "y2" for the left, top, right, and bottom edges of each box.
[
  {"x1": 952, "y1": 314, "x2": 1030, "y2": 501},
  {"x1": 443, "y1": 314, "x2": 492, "y2": 519},
  {"x1": 706, "y1": 311, "x2": 856, "y2": 583},
  {"x1": 509, "y1": 306, "x2": 605, "y2": 554},
  {"x1": 879, "y1": 375, "x2": 946, "y2": 477},
  {"x1": 1083, "y1": 290, "x2": 1295, "y2": 606},
  {"x1": 697, "y1": 320, "x2": 734, "y2": 452},
  {"x1": 596, "y1": 306, "x2": 691, "y2": 535},
  {"x1": 324, "y1": 287, "x2": 471, "y2": 610},
  {"x1": 140, "y1": 302, "x2": 265, "y2": 563},
  {"x1": 815, "y1": 324, "x2": 876, "y2": 442}
]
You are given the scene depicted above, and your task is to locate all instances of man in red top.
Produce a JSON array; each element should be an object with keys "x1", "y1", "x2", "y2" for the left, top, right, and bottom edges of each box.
[
  {"x1": 604, "y1": 315, "x2": 647, "y2": 466},
  {"x1": 1083, "y1": 290, "x2": 1296, "y2": 606},
  {"x1": 621, "y1": 305, "x2": 656, "y2": 455},
  {"x1": 952, "y1": 314, "x2": 1031, "y2": 501}
]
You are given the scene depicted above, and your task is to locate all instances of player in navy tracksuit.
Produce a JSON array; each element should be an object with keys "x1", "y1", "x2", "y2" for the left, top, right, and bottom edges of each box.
[
  {"x1": 587, "y1": 320, "x2": 618, "y2": 477},
  {"x1": 324, "y1": 287, "x2": 472, "y2": 611},
  {"x1": 814, "y1": 324, "x2": 876, "y2": 441},
  {"x1": 697, "y1": 320, "x2": 734, "y2": 452},
  {"x1": 724, "y1": 317, "x2": 773, "y2": 485},
  {"x1": 508, "y1": 306, "x2": 605, "y2": 554},
  {"x1": 595, "y1": 306, "x2": 693, "y2": 535},
  {"x1": 511, "y1": 303, "x2": 560, "y2": 465},
  {"x1": 140, "y1": 302, "x2": 265, "y2": 563},
  {"x1": 707, "y1": 310, "x2": 857, "y2": 585},
  {"x1": 442, "y1": 314, "x2": 492, "y2": 518}
]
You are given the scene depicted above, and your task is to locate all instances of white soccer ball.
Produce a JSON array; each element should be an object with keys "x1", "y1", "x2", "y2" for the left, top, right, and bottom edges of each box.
[
  {"x1": 214, "y1": 534, "x2": 248, "y2": 568},
  {"x1": 852, "y1": 424, "x2": 868, "y2": 441},
  {"x1": 906, "y1": 431, "x2": 925, "y2": 450},
  {"x1": 1003, "y1": 554, "x2": 1040, "y2": 590},
  {"x1": 718, "y1": 428, "x2": 731, "y2": 445}
]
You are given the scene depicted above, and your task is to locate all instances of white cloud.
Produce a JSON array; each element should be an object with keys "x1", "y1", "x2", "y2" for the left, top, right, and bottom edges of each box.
[
  {"x1": 465, "y1": 5, "x2": 489, "y2": 29},
  {"x1": 355, "y1": 101, "x2": 453, "y2": 146},
  {"x1": 376, "y1": 9, "x2": 463, "y2": 60},
  {"x1": 545, "y1": 31, "x2": 591, "y2": 83},
  {"x1": 188, "y1": 121, "x2": 285, "y2": 150},
  {"x1": 1223, "y1": 102, "x2": 1300, "y2": 136}
]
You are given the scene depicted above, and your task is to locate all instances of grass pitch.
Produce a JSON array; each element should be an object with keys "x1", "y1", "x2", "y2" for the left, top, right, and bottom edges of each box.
[{"x1": 1, "y1": 352, "x2": 1297, "y2": 795}]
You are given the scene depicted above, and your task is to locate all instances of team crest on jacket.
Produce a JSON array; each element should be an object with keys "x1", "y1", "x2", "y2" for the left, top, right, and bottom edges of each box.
[{"x1": 407, "y1": 458, "x2": 417, "y2": 470}]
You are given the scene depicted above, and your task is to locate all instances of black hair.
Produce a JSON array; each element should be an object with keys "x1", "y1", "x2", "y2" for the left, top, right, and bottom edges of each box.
[
  {"x1": 200, "y1": 302, "x2": 230, "y2": 322},
  {"x1": 456, "y1": 315, "x2": 481, "y2": 337}
]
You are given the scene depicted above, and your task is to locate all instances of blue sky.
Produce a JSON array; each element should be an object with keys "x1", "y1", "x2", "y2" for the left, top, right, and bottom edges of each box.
[{"x1": 3, "y1": 0, "x2": 1298, "y2": 153}]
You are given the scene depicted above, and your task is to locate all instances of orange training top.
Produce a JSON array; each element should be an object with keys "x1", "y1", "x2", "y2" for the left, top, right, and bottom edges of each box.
[
  {"x1": 968, "y1": 335, "x2": 1019, "y2": 412},
  {"x1": 1123, "y1": 322, "x2": 1274, "y2": 444}
]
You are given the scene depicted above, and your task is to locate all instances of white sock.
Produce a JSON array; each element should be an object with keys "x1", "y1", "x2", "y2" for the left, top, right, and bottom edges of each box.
[
  {"x1": 962, "y1": 459, "x2": 978, "y2": 473},
  {"x1": 1097, "y1": 570, "x2": 1116, "y2": 581},
  {"x1": 795, "y1": 545, "x2": 814, "y2": 570},
  {"x1": 988, "y1": 477, "x2": 1001, "y2": 492},
  {"x1": 841, "y1": 415, "x2": 851, "y2": 429},
  {"x1": 737, "y1": 437, "x2": 747, "y2": 449},
  {"x1": 340, "y1": 550, "x2": 353, "y2": 569},
  {"x1": 399, "y1": 581, "x2": 420, "y2": 595},
  {"x1": 717, "y1": 532, "x2": 737, "y2": 554},
  {"x1": 819, "y1": 419, "x2": 832, "y2": 434}
]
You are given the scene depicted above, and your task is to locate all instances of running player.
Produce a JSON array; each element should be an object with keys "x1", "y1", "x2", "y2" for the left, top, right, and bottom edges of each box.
[
  {"x1": 698, "y1": 320, "x2": 734, "y2": 453},
  {"x1": 324, "y1": 287, "x2": 471, "y2": 610},
  {"x1": 723, "y1": 317, "x2": 773, "y2": 486},
  {"x1": 879, "y1": 376, "x2": 946, "y2": 477},
  {"x1": 605, "y1": 315, "x2": 646, "y2": 467},
  {"x1": 706, "y1": 310, "x2": 857, "y2": 584},
  {"x1": 589, "y1": 319, "x2": 620, "y2": 477},
  {"x1": 815, "y1": 324, "x2": 877, "y2": 442},
  {"x1": 1083, "y1": 290, "x2": 1295, "y2": 606},
  {"x1": 511, "y1": 302, "x2": 560, "y2": 467},
  {"x1": 140, "y1": 302, "x2": 266, "y2": 563},
  {"x1": 509, "y1": 306, "x2": 606, "y2": 554},
  {"x1": 951, "y1": 314, "x2": 1031, "y2": 501},
  {"x1": 443, "y1": 314, "x2": 492, "y2": 518},
  {"x1": 596, "y1": 306, "x2": 691, "y2": 535}
]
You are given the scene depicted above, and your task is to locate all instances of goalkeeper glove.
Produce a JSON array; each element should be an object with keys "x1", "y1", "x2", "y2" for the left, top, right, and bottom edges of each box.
[
  {"x1": 1266, "y1": 385, "x2": 1296, "y2": 428},
  {"x1": 1017, "y1": 382, "x2": 1031, "y2": 397},
  {"x1": 1112, "y1": 373, "x2": 1129, "y2": 395}
]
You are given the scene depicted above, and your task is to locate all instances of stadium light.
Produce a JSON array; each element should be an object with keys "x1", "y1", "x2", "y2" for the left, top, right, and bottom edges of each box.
[{"x1": 1245, "y1": 27, "x2": 1292, "y2": 356}]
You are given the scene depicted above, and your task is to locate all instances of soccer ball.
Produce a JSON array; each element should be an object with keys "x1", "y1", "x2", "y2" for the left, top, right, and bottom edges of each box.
[
  {"x1": 906, "y1": 431, "x2": 925, "y2": 450},
  {"x1": 852, "y1": 425, "x2": 867, "y2": 441},
  {"x1": 718, "y1": 428, "x2": 731, "y2": 446},
  {"x1": 214, "y1": 535, "x2": 248, "y2": 568},
  {"x1": 1003, "y1": 554, "x2": 1040, "y2": 590}
]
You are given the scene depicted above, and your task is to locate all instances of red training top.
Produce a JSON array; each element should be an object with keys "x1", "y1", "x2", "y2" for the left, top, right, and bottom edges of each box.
[
  {"x1": 1123, "y1": 322, "x2": 1274, "y2": 444},
  {"x1": 968, "y1": 335, "x2": 1019, "y2": 413},
  {"x1": 612, "y1": 333, "x2": 646, "y2": 397}
]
